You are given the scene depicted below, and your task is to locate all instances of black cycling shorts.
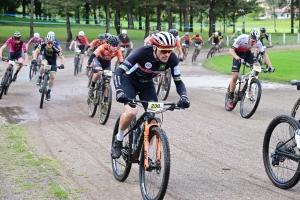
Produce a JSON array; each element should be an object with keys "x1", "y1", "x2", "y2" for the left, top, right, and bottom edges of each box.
[{"x1": 231, "y1": 51, "x2": 255, "y2": 72}]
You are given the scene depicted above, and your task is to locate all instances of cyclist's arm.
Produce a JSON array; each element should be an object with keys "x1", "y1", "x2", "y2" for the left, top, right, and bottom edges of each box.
[
  {"x1": 229, "y1": 47, "x2": 240, "y2": 60},
  {"x1": 69, "y1": 40, "x2": 75, "y2": 50},
  {"x1": 170, "y1": 64, "x2": 187, "y2": 96},
  {"x1": 0, "y1": 44, "x2": 7, "y2": 58},
  {"x1": 200, "y1": 36, "x2": 204, "y2": 45},
  {"x1": 176, "y1": 40, "x2": 182, "y2": 53},
  {"x1": 143, "y1": 36, "x2": 151, "y2": 46},
  {"x1": 32, "y1": 46, "x2": 41, "y2": 60},
  {"x1": 22, "y1": 43, "x2": 28, "y2": 65},
  {"x1": 130, "y1": 41, "x2": 133, "y2": 49},
  {"x1": 60, "y1": 55, "x2": 65, "y2": 65},
  {"x1": 26, "y1": 38, "x2": 33, "y2": 51},
  {"x1": 117, "y1": 49, "x2": 124, "y2": 63},
  {"x1": 262, "y1": 53, "x2": 272, "y2": 67}
]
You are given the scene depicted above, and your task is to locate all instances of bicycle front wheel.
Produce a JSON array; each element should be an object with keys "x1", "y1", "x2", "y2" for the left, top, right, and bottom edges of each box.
[
  {"x1": 263, "y1": 115, "x2": 300, "y2": 189},
  {"x1": 291, "y1": 98, "x2": 300, "y2": 123},
  {"x1": 240, "y1": 78, "x2": 262, "y2": 118},
  {"x1": 192, "y1": 49, "x2": 197, "y2": 62},
  {"x1": 87, "y1": 71, "x2": 93, "y2": 88},
  {"x1": 98, "y1": 83, "x2": 112, "y2": 125},
  {"x1": 74, "y1": 57, "x2": 79, "y2": 76},
  {"x1": 0, "y1": 72, "x2": 9, "y2": 99},
  {"x1": 40, "y1": 75, "x2": 48, "y2": 109},
  {"x1": 206, "y1": 48, "x2": 212, "y2": 59},
  {"x1": 139, "y1": 127, "x2": 170, "y2": 200},
  {"x1": 29, "y1": 64, "x2": 34, "y2": 80},
  {"x1": 87, "y1": 90, "x2": 98, "y2": 117},
  {"x1": 4, "y1": 73, "x2": 12, "y2": 95},
  {"x1": 153, "y1": 74, "x2": 162, "y2": 96},
  {"x1": 111, "y1": 116, "x2": 135, "y2": 182},
  {"x1": 160, "y1": 69, "x2": 171, "y2": 101}
]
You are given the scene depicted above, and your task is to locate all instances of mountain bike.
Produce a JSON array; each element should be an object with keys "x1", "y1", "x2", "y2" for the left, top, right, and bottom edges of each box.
[
  {"x1": 262, "y1": 80, "x2": 300, "y2": 189},
  {"x1": 28, "y1": 52, "x2": 40, "y2": 80},
  {"x1": 87, "y1": 69, "x2": 112, "y2": 125},
  {"x1": 87, "y1": 66, "x2": 94, "y2": 88},
  {"x1": 39, "y1": 64, "x2": 63, "y2": 109},
  {"x1": 73, "y1": 49, "x2": 81, "y2": 76},
  {"x1": 206, "y1": 43, "x2": 217, "y2": 59},
  {"x1": 191, "y1": 43, "x2": 202, "y2": 62},
  {"x1": 291, "y1": 80, "x2": 300, "y2": 123},
  {"x1": 181, "y1": 43, "x2": 189, "y2": 59},
  {"x1": 225, "y1": 62, "x2": 270, "y2": 118},
  {"x1": 111, "y1": 99, "x2": 184, "y2": 200},
  {"x1": 0, "y1": 58, "x2": 22, "y2": 99},
  {"x1": 153, "y1": 69, "x2": 172, "y2": 101}
]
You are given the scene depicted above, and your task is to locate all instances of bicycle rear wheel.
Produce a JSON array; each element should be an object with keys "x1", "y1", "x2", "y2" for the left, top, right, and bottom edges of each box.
[
  {"x1": 263, "y1": 115, "x2": 300, "y2": 189},
  {"x1": 240, "y1": 78, "x2": 262, "y2": 118},
  {"x1": 160, "y1": 69, "x2": 172, "y2": 101},
  {"x1": 111, "y1": 116, "x2": 135, "y2": 182},
  {"x1": 40, "y1": 75, "x2": 48, "y2": 109},
  {"x1": 153, "y1": 74, "x2": 162, "y2": 96},
  {"x1": 291, "y1": 98, "x2": 300, "y2": 123},
  {"x1": 29, "y1": 64, "x2": 34, "y2": 80},
  {"x1": 139, "y1": 127, "x2": 170, "y2": 200},
  {"x1": 98, "y1": 83, "x2": 112, "y2": 125},
  {"x1": 87, "y1": 90, "x2": 98, "y2": 117}
]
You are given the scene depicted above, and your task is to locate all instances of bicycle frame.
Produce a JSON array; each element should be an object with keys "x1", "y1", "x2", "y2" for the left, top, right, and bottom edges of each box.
[{"x1": 239, "y1": 63, "x2": 261, "y2": 98}]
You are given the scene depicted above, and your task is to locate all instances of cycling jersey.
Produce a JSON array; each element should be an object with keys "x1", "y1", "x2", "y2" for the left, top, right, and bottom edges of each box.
[
  {"x1": 191, "y1": 35, "x2": 204, "y2": 45},
  {"x1": 27, "y1": 37, "x2": 44, "y2": 49},
  {"x1": 114, "y1": 46, "x2": 186, "y2": 97},
  {"x1": 232, "y1": 34, "x2": 264, "y2": 53},
  {"x1": 4, "y1": 37, "x2": 27, "y2": 53},
  {"x1": 73, "y1": 36, "x2": 89, "y2": 46},
  {"x1": 54, "y1": 39, "x2": 60, "y2": 47},
  {"x1": 118, "y1": 34, "x2": 132, "y2": 47},
  {"x1": 180, "y1": 35, "x2": 192, "y2": 44},
  {"x1": 259, "y1": 33, "x2": 270, "y2": 45},
  {"x1": 88, "y1": 43, "x2": 123, "y2": 65},
  {"x1": 88, "y1": 39, "x2": 104, "y2": 51},
  {"x1": 209, "y1": 35, "x2": 222, "y2": 44},
  {"x1": 37, "y1": 44, "x2": 62, "y2": 66}
]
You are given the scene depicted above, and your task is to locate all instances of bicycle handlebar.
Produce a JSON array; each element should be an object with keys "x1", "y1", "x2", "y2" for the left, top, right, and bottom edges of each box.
[
  {"x1": 126, "y1": 98, "x2": 184, "y2": 111},
  {"x1": 1, "y1": 58, "x2": 23, "y2": 65}
]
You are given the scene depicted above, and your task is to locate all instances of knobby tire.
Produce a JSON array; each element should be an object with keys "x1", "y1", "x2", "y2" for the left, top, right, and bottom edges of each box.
[{"x1": 98, "y1": 82, "x2": 112, "y2": 125}]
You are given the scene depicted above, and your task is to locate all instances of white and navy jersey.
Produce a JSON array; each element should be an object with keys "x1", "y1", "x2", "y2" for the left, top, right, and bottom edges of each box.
[{"x1": 231, "y1": 34, "x2": 264, "y2": 53}]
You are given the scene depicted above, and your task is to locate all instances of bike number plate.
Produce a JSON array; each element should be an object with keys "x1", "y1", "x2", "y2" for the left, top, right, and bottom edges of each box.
[
  {"x1": 120, "y1": 47, "x2": 125, "y2": 51},
  {"x1": 147, "y1": 102, "x2": 164, "y2": 113},
  {"x1": 8, "y1": 60, "x2": 15, "y2": 65},
  {"x1": 44, "y1": 65, "x2": 51, "y2": 70},
  {"x1": 76, "y1": 49, "x2": 81, "y2": 53},
  {"x1": 103, "y1": 70, "x2": 112, "y2": 76},
  {"x1": 253, "y1": 65, "x2": 261, "y2": 72}
]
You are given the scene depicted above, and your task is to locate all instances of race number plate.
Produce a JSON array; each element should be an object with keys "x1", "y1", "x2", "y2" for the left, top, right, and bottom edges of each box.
[
  {"x1": 120, "y1": 47, "x2": 125, "y2": 51},
  {"x1": 8, "y1": 60, "x2": 15, "y2": 65},
  {"x1": 104, "y1": 70, "x2": 112, "y2": 76},
  {"x1": 44, "y1": 65, "x2": 51, "y2": 70},
  {"x1": 253, "y1": 65, "x2": 261, "y2": 72},
  {"x1": 195, "y1": 43, "x2": 199, "y2": 47},
  {"x1": 147, "y1": 102, "x2": 164, "y2": 113},
  {"x1": 76, "y1": 49, "x2": 81, "y2": 53}
]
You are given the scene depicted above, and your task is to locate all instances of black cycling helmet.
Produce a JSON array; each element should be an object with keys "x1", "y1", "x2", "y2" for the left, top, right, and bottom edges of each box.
[
  {"x1": 98, "y1": 34, "x2": 105, "y2": 40},
  {"x1": 195, "y1": 33, "x2": 199, "y2": 37},
  {"x1": 168, "y1": 29, "x2": 178, "y2": 37},
  {"x1": 107, "y1": 35, "x2": 120, "y2": 45},
  {"x1": 13, "y1": 31, "x2": 21, "y2": 39},
  {"x1": 104, "y1": 33, "x2": 111, "y2": 39},
  {"x1": 260, "y1": 26, "x2": 266, "y2": 33}
]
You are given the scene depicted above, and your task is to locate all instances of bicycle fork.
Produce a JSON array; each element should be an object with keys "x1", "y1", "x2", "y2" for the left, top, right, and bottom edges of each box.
[{"x1": 143, "y1": 122, "x2": 162, "y2": 170}]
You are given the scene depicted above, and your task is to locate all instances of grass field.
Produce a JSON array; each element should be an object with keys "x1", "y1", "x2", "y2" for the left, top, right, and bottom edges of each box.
[{"x1": 203, "y1": 49, "x2": 299, "y2": 83}]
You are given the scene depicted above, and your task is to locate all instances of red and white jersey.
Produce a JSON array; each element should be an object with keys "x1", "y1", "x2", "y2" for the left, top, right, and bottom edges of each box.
[{"x1": 232, "y1": 34, "x2": 264, "y2": 53}]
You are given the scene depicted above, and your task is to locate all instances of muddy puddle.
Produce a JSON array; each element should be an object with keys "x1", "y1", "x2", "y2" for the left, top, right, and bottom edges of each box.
[{"x1": 0, "y1": 106, "x2": 27, "y2": 124}]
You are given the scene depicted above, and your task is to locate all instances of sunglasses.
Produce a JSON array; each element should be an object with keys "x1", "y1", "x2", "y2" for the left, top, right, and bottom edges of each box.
[
  {"x1": 47, "y1": 42, "x2": 54, "y2": 45},
  {"x1": 157, "y1": 47, "x2": 174, "y2": 54},
  {"x1": 111, "y1": 44, "x2": 118, "y2": 47},
  {"x1": 14, "y1": 38, "x2": 21, "y2": 41}
]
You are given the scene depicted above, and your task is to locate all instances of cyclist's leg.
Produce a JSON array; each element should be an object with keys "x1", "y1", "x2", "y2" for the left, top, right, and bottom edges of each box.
[
  {"x1": 88, "y1": 58, "x2": 103, "y2": 97},
  {"x1": 79, "y1": 45, "x2": 85, "y2": 67}
]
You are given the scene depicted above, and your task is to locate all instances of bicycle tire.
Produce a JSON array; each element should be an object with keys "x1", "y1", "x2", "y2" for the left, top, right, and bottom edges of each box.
[
  {"x1": 291, "y1": 98, "x2": 300, "y2": 123},
  {"x1": 87, "y1": 71, "x2": 93, "y2": 88},
  {"x1": 225, "y1": 78, "x2": 240, "y2": 111},
  {"x1": 40, "y1": 75, "x2": 48, "y2": 109},
  {"x1": 4, "y1": 74, "x2": 12, "y2": 95},
  {"x1": 192, "y1": 49, "x2": 197, "y2": 62},
  {"x1": 206, "y1": 48, "x2": 212, "y2": 59},
  {"x1": 88, "y1": 88, "x2": 98, "y2": 117},
  {"x1": 160, "y1": 68, "x2": 172, "y2": 101},
  {"x1": 263, "y1": 115, "x2": 300, "y2": 189},
  {"x1": 154, "y1": 74, "x2": 162, "y2": 96},
  {"x1": 218, "y1": 45, "x2": 223, "y2": 53},
  {"x1": 74, "y1": 57, "x2": 78, "y2": 76},
  {"x1": 111, "y1": 116, "x2": 134, "y2": 182},
  {"x1": 98, "y1": 82, "x2": 112, "y2": 125},
  {"x1": 139, "y1": 127, "x2": 170, "y2": 200},
  {"x1": 29, "y1": 64, "x2": 34, "y2": 80},
  {"x1": 240, "y1": 78, "x2": 262, "y2": 118},
  {"x1": 0, "y1": 72, "x2": 9, "y2": 99}
]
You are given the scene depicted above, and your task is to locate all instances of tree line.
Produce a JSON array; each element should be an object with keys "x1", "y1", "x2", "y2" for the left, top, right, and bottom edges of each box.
[{"x1": 1, "y1": 0, "x2": 300, "y2": 42}]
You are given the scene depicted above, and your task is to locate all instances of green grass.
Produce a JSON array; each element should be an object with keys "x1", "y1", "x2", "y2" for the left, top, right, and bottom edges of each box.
[
  {"x1": 0, "y1": 123, "x2": 71, "y2": 199},
  {"x1": 203, "y1": 49, "x2": 299, "y2": 83}
]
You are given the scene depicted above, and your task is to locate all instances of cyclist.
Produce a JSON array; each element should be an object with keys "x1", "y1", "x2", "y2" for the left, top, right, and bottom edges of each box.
[
  {"x1": 226, "y1": 28, "x2": 274, "y2": 109},
  {"x1": 47, "y1": 31, "x2": 62, "y2": 52},
  {"x1": 0, "y1": 31, "x2": 28, "y2": 82},
  {"x1": 191, "y1": 33, "x2": 204, "y2": 52},
  {"x1": 69, "y1": 31, "x2": 89, "y2": 71},
  {"x1": 84, "y1": 34, "x2": 106, "y2": 54},
  {"x1": 143, "y1": 30, "x2": 159, "y2": 46},
  {"x1": 208, "y1": 32, "x2": 222, "y2": 51},
  {"x1": 118, "y1": 29, "x2": 133, "y2": 58},
  {"x1": 111, "y1": 31, "x2": 190, "y2": 159},
  {"x1": 253, "y1": 26, "x2": 272, "y2": 57},
  {"x1": 230, "y1": 28, "x2": 242, "y2": 40},
  {"x1": 168, "y1": 29, "x2": 183, "y2": 61},
  {"x1": 180, "y1": 32, "x2": 192, "y2": 58},
  {"x1": 87, "y1": 35, "x2": 123, "y2": 99},
  {"x1": 26, "y1": 32, "x2": 44, "y2": 63},
  {"x1": 32, "y1": 34, "x2": 65, "y2": 101}
]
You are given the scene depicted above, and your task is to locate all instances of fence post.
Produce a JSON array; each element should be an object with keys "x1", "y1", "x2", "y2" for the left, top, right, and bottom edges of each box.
[
  {"x1": 298, "y1": 33, "x2": 300, "y2": 44},
  {"x1": 283, "y1": 33, "x2": 285, "y2": 44},
  {"x1": 226, "y1": 36, "x2": 229, "y2": 47}
]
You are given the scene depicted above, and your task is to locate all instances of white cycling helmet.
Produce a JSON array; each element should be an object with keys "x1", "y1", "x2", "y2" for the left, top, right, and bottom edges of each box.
[
  {"x1": 45, "y1": 34, "x2": 55, "y2": 42},
  {"x1": 249, "y1": 28, "x2": 260, "y2": 41},
  {"x1": 79, "y1": 31, "x2": 85, "y2": 36},
  {"x1": 122, "y1": 29, "x2": 127, "y2": 34},
  {"x1": 152, "y1": 31, "x2": 176, "y2": 48},
  {"x1": 48, "y1": 31, "x2": 55, "y2": 37},
  {"x1": 33, "y1": 33, "x2": 40, "y2": 38},
  {"x1": 214, "y1": 32, "x2": 219, "y2": 36}
]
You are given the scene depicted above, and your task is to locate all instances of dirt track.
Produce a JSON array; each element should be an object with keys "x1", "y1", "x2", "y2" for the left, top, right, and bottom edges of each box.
[{"x1": 0, "y1": 45, "x2": 300, "y2": 199}]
